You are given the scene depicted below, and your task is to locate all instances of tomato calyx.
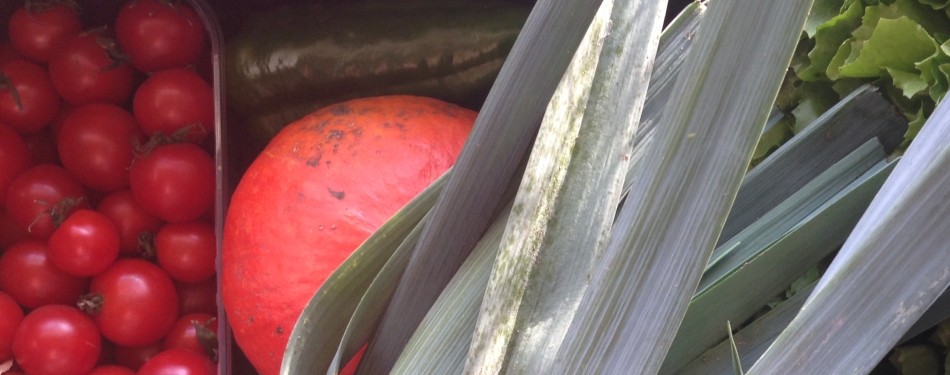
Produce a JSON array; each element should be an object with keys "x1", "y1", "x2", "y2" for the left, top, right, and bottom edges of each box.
[
  {"x1": 24, "y1": 0, "x2": 82, "y2": 14},
  {"x1": 94, "y1": 35, "x2": 132, "y2": 71},
  {"x1": 133, "y1": 123, "x2": 206, "y2": 158},
  {"x1": 193, "y1": 317, "x2": 218, "y2": 362},
  {"x1": 28, "y1": 196, "x2": 85, "y2": 232},
  {"x1": 136, "y1": 230, "x2": 157, "y2": 260},
  {"x1": 0, "y1": 72, "x2": 24, "y2": 110},
  {"x1": 77, "y1": 293, "x2": 104, "y2": 315}
]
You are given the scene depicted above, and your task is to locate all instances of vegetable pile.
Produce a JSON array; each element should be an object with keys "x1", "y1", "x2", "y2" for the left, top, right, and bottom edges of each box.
[{"x1": 0, "y1": 1, "x2": 219, "y2": 374}]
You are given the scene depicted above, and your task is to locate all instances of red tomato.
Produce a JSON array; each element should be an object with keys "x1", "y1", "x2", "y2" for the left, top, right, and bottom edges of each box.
[
  {"x1": 21, "y1": 128, "x2": 60, "y2": 166},
  {"x1": 0, "y1": 123, "x2": 32, "y2": 207},
  {"x1": 58, "y1": 104, "x2": 144, "y2": 192},
  {"x1": 96, "y1": 189, "x2": 164, "y2": 254},
  {"x1": 88, "y1": 366, "x2": 135, "y2": 375},
  {"x1": 0, "y1": 59, "x2": 61, "y2": 133},
  {"x1": 7, "y1": 4, "x2": 82, "y2": 63},
  {"x1": 84, "y1": 259, "x2": 178, "y2": 347},
  {"x1": 174, "y1": 278, "x2": 217, "y2": 317},
  {"x1": 156, "y1": 221, "x2": 215, "y2": 283},
  {"x1": 162, "y1": 313, "x2": 217, "y2": 358},
  {"x1": 113, "y1": 342, "x2": 162, "y2": 371},
  {"x1": 12, "y1": 305, "x2": 101, "y2": 375},
  {"x1": 48, "y1": 29, "x2": 135, "y2": 106},
  {"x1": 5, "y1": 164, "x2": 87, "y2": 239},
  {"x1": 114, "y1": 0, "x2": 205, "y2": 73},
  {"x1": 129, "y1": 143, "x2": 214, "y2": 223},
  {"x1": 48, "y1": 209, "x2": 120, "y2": 277},
  {"x1": 133, "y1": 69, "x2": 213, "y2": 143},
  {"x1": 0, "y1": 291, "x2": 24, "y2": 362},
  {"x1": 0, "y1": 239, "x2": 90, "y2": 309},
  {"x1": 0, "y1": 208, "x2": 29, "y2": 249},
  {"x1": 137, "y1": 349, "x2": 215, "y2": 375}
]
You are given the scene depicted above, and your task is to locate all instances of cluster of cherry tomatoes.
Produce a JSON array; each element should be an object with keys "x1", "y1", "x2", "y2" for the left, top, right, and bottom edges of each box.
[{"x1": 0, "y1": 1, "x2": 220, "y2": 374}]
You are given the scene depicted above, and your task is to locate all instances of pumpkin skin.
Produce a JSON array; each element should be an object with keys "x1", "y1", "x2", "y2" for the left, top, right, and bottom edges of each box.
[{"x1": 221, "y1": 95, "x2": 475, "y2": 375}]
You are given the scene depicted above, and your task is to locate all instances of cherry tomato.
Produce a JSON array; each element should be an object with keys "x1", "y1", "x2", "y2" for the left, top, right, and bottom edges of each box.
[
  {"x1": 12, "y1": 305, "x2": 101, "y2": 375},
  {"x1": 114, "y1": 0, "x2": 205, "y2": 73},
  {"x1": 0, "y1": 123, "x2": 32, "y2": 207},
  {"x1": 137, "y1": 349, "x2": 215, "y2": 375},
  {"x1": 48, "y1": 209, "x2": 120, "y2": 277},
  {"x1": 0, "y1": 208, "x2": 28, "y2": 249},
  {"x1": 174, "y1": 277, "x2": 217, "y2": 317},
  {"x1": 21, "y1": 128, "x2": 60, "y2": 166},
  {"x1": 0, "y1": 238, "x2": 89, "y2": 309},
  {"x1": 5, "y1": 164, "x2": 87, "y2": 239},
  {"x1": 8, "y1": 4, "x2": 82, "y2": 63},
  {"x1": 113, "y1": 341, "x2": 162, "y2": 371},
  {"x1": 48, "y1": 29, "x2": 135, "y2": 106},
  {"x1": 58, "y1": 103, "x2": 144, "y2": 192},
  {"x1": 156, "y1": 221, "x2": 215, "y2": 283},
  {"x1": 84, "y1": 259, "x2": 178, "y2": 347},
  {"x1": 129, "y1": 143, "x2": 214, "y2": 223},
  {"x1": 133, "y1": 69, "x2": 213, "y2": 143},
  {"x1": 0, "y1": 291, "x2": 24, "y2": 362},
  {"x1": 162, "y1": 313, "x2": 217, "y2": 358},
  {"x1": 0, "y1": 59, "x2": 61, "y2": 133},
  {"x1": 88, "y1": 365, "x2": 135, "y2": 375},
  {"x1": 96, "y1": 189, "x2": 164, "y2": 254}
]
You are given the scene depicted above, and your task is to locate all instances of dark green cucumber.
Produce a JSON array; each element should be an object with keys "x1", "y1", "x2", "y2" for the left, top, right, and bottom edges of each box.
[{"x1": 225, "y1": 1, "x2": 531, "y2": 117}]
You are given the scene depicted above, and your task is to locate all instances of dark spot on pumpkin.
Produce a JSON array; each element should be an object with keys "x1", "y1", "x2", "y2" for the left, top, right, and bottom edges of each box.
[
  {"x1": 352, "y1": 128, "x2": 362, "y2": 137},
  {"x1": 327, "y1": 188, "x2": 345, "y2": 200},
  {"x1": 332, "y1": 143, "x2": 339, "y2": 154},
  {"x1": 276, "y1": 326, "x2": 283, "y2": 335},
  {"x1": 331, "y1": 104, "x2": 352, "y2": 116},
  {"x1": 248, "y1": 316, "x2": 254, "y2": 323},
  {"x1": 325, "y1": 160, "x2": 332, "y2": 168},
  {"x1": 328, "y1": 130, "x2": 344, "y2": 140},
  {"x1": 306, "y1": 154, "x2": 322, "y2": 167}
]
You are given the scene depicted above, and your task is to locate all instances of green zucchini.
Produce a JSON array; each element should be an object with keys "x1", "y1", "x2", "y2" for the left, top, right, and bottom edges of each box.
[{"x1": 225, "y1": 1, "x2": 531, "y2": 119}]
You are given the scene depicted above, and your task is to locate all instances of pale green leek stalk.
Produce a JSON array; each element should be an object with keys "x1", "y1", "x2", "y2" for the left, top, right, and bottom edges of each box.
[
  {"x1": 358, "y1": 0, "x2": 607, "y2": 370},
  {"x1": 462, "y1": 0, "x2": 667, "y2": 373},
  {"x1": 746, "y1": 84, "x2": 950, "y2": 375},
  {"x1": 549, "y1": 0, "x2": 815, "y2": 373},
  {"x1": 387, "y1": 4, "x2": 705, "y2": 373}
]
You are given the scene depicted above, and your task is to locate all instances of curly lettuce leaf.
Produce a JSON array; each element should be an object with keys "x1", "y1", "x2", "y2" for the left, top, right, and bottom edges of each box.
[
  {"x1": 797, "y1": 1, "x2": 865, "y2": 81},
  {"x1": 835, "y1": 17, "x2": 937, "y2": 78}
]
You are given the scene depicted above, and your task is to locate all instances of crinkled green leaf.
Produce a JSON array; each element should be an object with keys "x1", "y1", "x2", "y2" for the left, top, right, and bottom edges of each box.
[
  {"x1": 905, "y1": 104, "x2": 930, "y2": 147},
  {"x1": 798, "y1": 1, "x2": 864, "y2": 81},
  {"x1": 922, "y1": 0, "x2": 950, "y2": 10},
  {"x1": 837, "y1": 17, "x2": 937, "y2": 78},
  {"x1": 805, "y1": 0, "x2": 846, "y2": 37},
  {"x1": 790, "y1": 81, "x2": 840, "y2": 133},
  {"x1": 888, "y1": 67, "x2": 930, "y2": 98},
  {"x1": 826, "y1": 39, "x2": 853, "y2": 80}
]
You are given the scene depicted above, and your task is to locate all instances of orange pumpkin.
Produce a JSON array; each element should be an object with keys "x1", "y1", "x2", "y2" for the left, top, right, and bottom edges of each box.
[{"x1": 222, "y1": 95, "x2": 475, "y2": 375}]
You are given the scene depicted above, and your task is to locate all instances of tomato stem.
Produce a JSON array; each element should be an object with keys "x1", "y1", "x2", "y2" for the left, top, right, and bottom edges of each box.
[
  {"x1": 193, "y1": 317, "x2": 219, "y2": 362},
  {"x1": 94, "y1": 35, "x2": 132, "y2": 71},
  {"x1": 77, "y1": 293, "x2": 104, "y2": 315},
  {"x1": 27, "y1": 196, "x2": 85, "y2": 233},
  {"x1": 0, "y1": 73, "x2": 24, "y2": 111}
]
